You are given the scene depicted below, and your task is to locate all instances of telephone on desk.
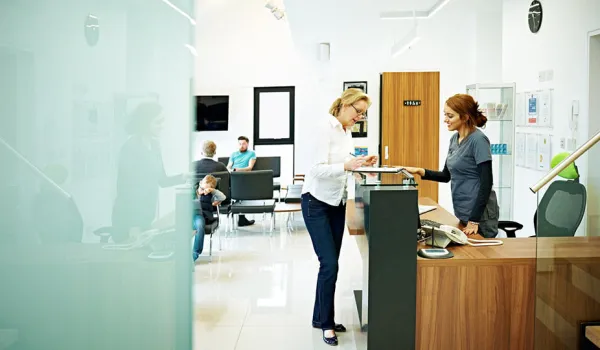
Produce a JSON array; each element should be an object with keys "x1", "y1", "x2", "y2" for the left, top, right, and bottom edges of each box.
[{"x1": 422, "y1": 224, "x2": 503, "y2": 248}]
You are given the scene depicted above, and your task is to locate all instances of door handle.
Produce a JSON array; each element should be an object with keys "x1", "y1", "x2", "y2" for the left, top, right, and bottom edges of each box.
[{"x1": 385, "y1": 146, "x2": 389, "y2": 160}]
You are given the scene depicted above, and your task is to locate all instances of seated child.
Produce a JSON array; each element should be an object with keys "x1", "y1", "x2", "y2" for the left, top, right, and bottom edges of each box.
[{"x1": 193, "y1": 174, "x2": 226, "y2": 261}]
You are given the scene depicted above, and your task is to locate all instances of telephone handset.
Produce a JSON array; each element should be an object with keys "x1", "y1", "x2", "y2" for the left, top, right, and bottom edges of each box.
[{"x1": 424, "y1": 224, "x2": 503, "y2": 248}]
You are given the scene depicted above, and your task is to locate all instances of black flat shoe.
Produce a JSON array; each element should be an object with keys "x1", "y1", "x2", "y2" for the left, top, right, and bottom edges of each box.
[
  {"x1": 313, "y1": 323, "x2": 346, "y2": 332},
  {"x1": 322, "y1": 331, "x2": 338, "y2": 346}
]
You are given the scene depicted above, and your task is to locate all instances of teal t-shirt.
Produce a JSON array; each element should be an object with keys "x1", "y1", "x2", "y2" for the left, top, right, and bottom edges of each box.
[{"x1": 230, "y1": 150, "x2": 256, "y2": 169}]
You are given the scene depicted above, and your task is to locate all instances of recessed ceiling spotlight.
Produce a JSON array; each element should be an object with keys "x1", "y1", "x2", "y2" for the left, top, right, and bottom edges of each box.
[{"x1": 265, "y1": 0, "x2": 286, "y2": 20}]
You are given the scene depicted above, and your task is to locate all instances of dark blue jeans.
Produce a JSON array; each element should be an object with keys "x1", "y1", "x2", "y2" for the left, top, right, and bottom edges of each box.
[
  {"x1": 301, "y1": 193, "x2": 346, "y2": 330},
  {"x1": 192, "y1": 214, "x2": 205, "y2": 261}
]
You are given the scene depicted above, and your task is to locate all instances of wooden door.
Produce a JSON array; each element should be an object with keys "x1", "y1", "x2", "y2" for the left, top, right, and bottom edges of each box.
[{"x1": 380, "y1": 72, "x2": 440, "y2": 201}]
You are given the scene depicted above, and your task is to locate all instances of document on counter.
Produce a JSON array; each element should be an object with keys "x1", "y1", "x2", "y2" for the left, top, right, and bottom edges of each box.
[
  {"x1": 418, "y1": 205, "x2": 437, "y2": 215},
  {"x1": 353, "y1": 167, "x2": 402, "y2": 173}
]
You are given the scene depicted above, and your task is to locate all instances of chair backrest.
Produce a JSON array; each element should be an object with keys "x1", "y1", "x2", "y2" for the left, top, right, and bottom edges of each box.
[
  {"x1": 230, "y1": 170, "x2": 274, "y2": 200},
  {"x1": 253, "y1": 156, "x2": 281, "y2": 177},
  {"x1": 193, "y1": 171, "x2": 231, "y2": 205},
  {"x1": 535, "y1": 180, "x2": 587, "y2": 237},
  {"x1": 218, "y1": 157, "x2": 229, "y2": 166}
]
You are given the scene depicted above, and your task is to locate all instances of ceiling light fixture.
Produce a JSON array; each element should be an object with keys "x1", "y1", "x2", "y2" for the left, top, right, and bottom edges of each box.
[
  {"x1": 381, "y1": 0, "x2": 452, "y2": 20},
  {"x1": 265, "y1": 0, "x2": 286, "y2": 20}
]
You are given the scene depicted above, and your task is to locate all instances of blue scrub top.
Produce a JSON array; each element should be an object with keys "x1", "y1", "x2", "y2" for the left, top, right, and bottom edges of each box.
[{"x1": 446, "y1": 128, "x2": 497, "y2": 223}]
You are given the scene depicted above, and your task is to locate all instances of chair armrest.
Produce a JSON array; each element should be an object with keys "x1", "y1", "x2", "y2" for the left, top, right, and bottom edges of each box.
[{"x1": 498, "y1": 221, "x2": 524, "y2": 238}]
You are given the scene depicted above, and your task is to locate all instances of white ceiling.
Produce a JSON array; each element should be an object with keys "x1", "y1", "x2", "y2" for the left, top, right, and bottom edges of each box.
[{"x1": 373, "y1": 0, "x2": 441, "y2": 11}]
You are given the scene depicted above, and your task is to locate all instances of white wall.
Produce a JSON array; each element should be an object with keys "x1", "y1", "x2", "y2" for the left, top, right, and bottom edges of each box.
[
  {"x1": 502, "y1": 0, "x2": 600, "y2": 236},
  {"x1": 194, "y1": 0, "x2": 503, "y2": 211}
]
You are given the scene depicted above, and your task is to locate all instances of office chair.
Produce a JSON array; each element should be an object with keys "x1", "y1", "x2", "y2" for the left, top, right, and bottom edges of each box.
[{"x1": 498, "y1": 154, "x2": 586, "y2": 238}]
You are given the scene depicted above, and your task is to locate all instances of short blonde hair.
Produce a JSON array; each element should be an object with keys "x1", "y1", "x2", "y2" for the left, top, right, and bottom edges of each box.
[
  {"x1": 201, "y1": 174, "x2": 217, "y2": 189},
  {"x1": 329, "y1": 88, "x2": 371, "y2": 116},
  {"x1": 202, "y1": 140, "x2": 217, "y2": 157}
]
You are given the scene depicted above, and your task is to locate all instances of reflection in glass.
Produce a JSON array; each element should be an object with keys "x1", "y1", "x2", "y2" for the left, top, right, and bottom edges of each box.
[{"x1": 0, "y1": 1, "x2": 194, "y2": 348}]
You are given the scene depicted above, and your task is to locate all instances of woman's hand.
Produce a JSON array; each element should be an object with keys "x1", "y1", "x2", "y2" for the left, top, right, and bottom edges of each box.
[
  {"x1": 400, "y1": 166, "x2": 425, "y2": 177},
  {"x1": 344, "y1": 157, "x2": 365, "y2": 171},
  {"x1": 362, "y1": 155, "x2": 378, "y2": 166},
  {"x1": 212, "y1": 201, "x2": 222, "y2": 206},
  {"x1": 462, "y1": 222, "x2": 479, "y2": 235}
]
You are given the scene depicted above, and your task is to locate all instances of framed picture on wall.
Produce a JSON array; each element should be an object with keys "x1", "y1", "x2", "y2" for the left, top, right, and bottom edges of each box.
[
  {"x1": 344, "y1": 81, "x2": 368, "y2": 137},
  {"x1": 343, "y1": 81, "x2": 367, "y2": 93},
  {"x1": 351, "y1": 120, "x2": 367, "y2": 138}
]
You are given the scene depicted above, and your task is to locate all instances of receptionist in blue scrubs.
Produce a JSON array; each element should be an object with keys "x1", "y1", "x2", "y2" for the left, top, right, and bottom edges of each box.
[{"x1": 402, "y1": 94, "x2": 499, "y2": 238}]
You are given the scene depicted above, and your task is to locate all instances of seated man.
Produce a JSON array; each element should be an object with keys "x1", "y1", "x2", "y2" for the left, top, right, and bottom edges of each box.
[
  {"x1": 227, "y1": 136, "x2": 257, "y2": 226},
  {"x1": 193, "y1": 140, "x2": 227, "y2": 173},
  {"x1": 192, "y1": 175, "x2": 226, "y2": 261}
]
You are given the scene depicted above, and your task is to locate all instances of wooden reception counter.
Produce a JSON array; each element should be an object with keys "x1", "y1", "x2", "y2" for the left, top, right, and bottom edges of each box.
[
  {"x1": 348, "y1": 197, "x2": 537, "y2": 349},
  {"x1": 348, "y1": 197, "x2": 600, "y2": 350}
]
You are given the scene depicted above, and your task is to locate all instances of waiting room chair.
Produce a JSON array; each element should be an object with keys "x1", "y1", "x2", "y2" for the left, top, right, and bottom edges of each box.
[
  {"x1": 218, "y1": 157, "x2": 229, "y2": 166},
  {"x1": 194, "y1": 171, "x2": 232, "y2": 233},
  {"x1": 193, "y1": 197, "x2": 221, "y2": 260},
  {"x1": 284, "y1": 184, "x2": 302, "y2": 204},
  {"x1": 230, "y1": 170, "x2": 276, "y2": 233},
  {"x1": 253, "y1": 156, "x2": 282, "y2": 200}
]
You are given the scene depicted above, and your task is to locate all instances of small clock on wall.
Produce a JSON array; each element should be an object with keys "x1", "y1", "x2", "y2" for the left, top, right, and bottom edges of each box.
[{"x1": 528, "y1": 0, "x2": 543, "y2": 34}]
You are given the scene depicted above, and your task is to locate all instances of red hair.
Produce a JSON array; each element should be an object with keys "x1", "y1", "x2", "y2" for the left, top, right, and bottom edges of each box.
[{"x1": 445, "y1": 94, "x2": 487, "y2": 128}]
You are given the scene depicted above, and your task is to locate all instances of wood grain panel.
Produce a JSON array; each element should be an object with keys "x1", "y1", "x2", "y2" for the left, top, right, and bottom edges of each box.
[
  {"x1": 415, "y1": 263, "x2": 535, "y2": 350},
  {"x1": 380, "y1": 72, "x2": 440, "y2": 201},
  {"x1": 534, "y1": 258, "x2": 600, "y2": 350}
]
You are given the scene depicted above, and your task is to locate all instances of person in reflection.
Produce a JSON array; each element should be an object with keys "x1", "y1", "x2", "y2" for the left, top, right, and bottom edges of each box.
[
  {"x1": 301, "y1": 88, "x2": 377, "y2": 346},
  {"x1": 226, "y1": 136, "x2": 256, "y2": 226},
  {"x1": 401, "y1": 94, "x2": 500, "y2": 238},
  {"x1": 111, "y1": 102, "x2": 186, "y2": 243},
  {"x1": 192, "y1": 174, "x2": 225, "y2": 261}
]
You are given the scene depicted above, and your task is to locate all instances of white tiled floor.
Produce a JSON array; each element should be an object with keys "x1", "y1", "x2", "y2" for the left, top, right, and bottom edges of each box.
[{"x1": 193, "y1": 214, "x2": 367, "y2": 350}]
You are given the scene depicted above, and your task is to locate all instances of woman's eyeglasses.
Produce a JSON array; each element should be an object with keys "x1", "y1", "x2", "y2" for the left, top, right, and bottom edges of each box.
[{"x1": 351, "y1": 104, "x2": 368, "y2": 120}]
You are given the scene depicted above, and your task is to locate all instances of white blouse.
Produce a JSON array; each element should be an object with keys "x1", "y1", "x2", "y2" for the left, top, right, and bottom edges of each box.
[{"x1": 301, "y1": 115, "x2": 354, "y2": 206}]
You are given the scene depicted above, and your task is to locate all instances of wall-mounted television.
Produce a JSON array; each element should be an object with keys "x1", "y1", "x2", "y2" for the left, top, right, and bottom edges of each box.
[{"x1": 195, "y1": 95, "x2": 229, "y2": 131}]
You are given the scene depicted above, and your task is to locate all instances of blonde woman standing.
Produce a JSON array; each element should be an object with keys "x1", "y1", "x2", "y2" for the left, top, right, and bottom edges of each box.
[{"x1": 302, "y1": 88, "x2": 377, "y2": 346}]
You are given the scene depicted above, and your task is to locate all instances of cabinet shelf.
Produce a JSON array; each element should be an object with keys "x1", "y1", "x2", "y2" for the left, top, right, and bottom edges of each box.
[{"x1": 467, "y1": 82, "x2": 516, "y2": 221}]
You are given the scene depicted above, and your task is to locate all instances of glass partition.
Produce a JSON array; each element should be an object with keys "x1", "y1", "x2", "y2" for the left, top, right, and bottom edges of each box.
[
  {"x1": 0, "y1": 1, "x2": 195, "y2": 349},
  {"x1": 534, "y1": 165, "x2": 600, "y2": 349}
]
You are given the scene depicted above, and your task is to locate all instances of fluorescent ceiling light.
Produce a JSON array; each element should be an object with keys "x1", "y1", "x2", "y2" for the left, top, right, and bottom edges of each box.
[
  {"x1": 428, "y1": 0, "x2": 451, "y2": 17},
  {"x1": 391, "y1": 26, "x2": 421, "y2": 57},
  {"x1": 381, "y1": 11, "x2": 428, "y2": 19},
  {"x1": 161, "y1": 0, "x2": 196, "y2": 25},
  {"x1": 381, "y1": 0, "x2": 452, "y2": 20}
]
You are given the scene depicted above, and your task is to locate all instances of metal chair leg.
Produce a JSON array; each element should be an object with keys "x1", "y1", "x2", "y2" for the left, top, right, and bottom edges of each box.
[
  {"x1": 219, "y1": 227, "x2": 222, "y2": 251},
  {"x1": 208, "y1": 232, "x2": 213, "y2": 262}
]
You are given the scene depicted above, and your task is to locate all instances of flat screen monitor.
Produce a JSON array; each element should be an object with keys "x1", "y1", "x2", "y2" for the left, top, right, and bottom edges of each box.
[{"x1": 195, "y1": 95, "x2": 229, "y2": 131}]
